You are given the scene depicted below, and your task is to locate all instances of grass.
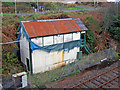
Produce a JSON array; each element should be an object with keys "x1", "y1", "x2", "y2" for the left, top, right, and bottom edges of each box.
[
  {"x1": 56, "y1": 4, "x2": 85, "y2": 10},
  {"x1": 67, "y1": 7, "x2": 85, "y2": 10}
]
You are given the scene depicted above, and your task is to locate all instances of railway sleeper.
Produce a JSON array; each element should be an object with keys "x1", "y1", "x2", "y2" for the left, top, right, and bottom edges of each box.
[
  {"x1": 90, "y1": 81, "x2": 98, "y2": 88},
  {"x1": 98, "y1": 78, "x2": 115, "y2": 87},
  {"x1": 95, "y1": 79, "x2": 105, "y2": 85},
  {"x1": 78, "y1": 84, "x2": 89, "y2": 88},
  {"x1": 109, "y1": 71, "x2": 119, "y2": 76},
  {"x1": 106, "y1": 72, "x2": 118, "y2": 77},
  {"x1": 103, "y1": 74, "x2": 113, "y2": 79},
  {"x1": 86, "y1": 82, "x2": 97, "y2": 88},
  {"x1": 94, "y1": 79, "x2": 111, "y2": 88},
  {"x1": 90, "y1": 80, "x2": 100, "y2": 87},
  {"x1": 111, "y1": 79, "x2": 119, "y2": 85},
  {"x1": 109, "y1": 81, "x2": 119, "y2": 88},
  {"x1": 103, "y1": 81, "x2": 119, "y2": 88},
  {"x1": 112, "y1": 71, "x2": 119, "y2": 76},
  {"x1": 105, "y1": 82, "x2": 115, "y2": 87},
  {"x1": 97, "y1": 77, "x2": 107, "y2": 83},
  {"x1": 99, "y1": 77, "x2": 108, "y2": 82}
]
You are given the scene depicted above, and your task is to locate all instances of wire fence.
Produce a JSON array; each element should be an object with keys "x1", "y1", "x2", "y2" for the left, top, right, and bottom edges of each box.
[{"x1": 30, "y1": 46, "x2": 117, "y2": 88}]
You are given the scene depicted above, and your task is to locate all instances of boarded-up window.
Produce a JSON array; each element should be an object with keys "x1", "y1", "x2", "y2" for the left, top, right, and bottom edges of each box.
[
  {"x1": 54, "y1": 35, "x2": 63, "y2": 44},
  {"x1": 31, "y1": 38, "x2": 42, "y2": 46},
  {"x1": 64, "y1": 33, "x2": 72, "y2": 42},
  {"x1": 73, "y1": 32, "x2": 80, "y2": 40},
  {"x1": 44, "y1": 36, "x2": 53, "y2": 46}
]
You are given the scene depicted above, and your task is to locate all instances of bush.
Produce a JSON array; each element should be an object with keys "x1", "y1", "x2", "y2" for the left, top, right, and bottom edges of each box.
[
  {"x1": 85, "y1": 17, "x2": 99, "y2": 52},
  {"x1": 86, "y1": 29, "x2": 96, "y2": 52},
  {"x1": 2, "y1": 2, "x2": 14, "y2": 7},
  {"x1": 2, "y1": 47, "x2": 25, "y2": 76},
  {"x1": 45, "y1": 3, "x2": 56, "y2": 10},
  {"x1": 108, "y1": 15, "x2": 120, "y2": 41}
]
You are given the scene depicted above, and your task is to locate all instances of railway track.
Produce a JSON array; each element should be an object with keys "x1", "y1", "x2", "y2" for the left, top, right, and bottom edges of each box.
[{"x1": 70, "y1": 64, "x2": 120, "y2": 88}]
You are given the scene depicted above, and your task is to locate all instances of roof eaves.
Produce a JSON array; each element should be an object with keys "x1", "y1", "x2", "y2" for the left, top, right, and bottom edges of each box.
[
  {"x1": 21, "y1": 22, "x2": 30, "y2": 39},
  {"x1": 75, "y1": 18, "x2": 88, "y2": 30}
]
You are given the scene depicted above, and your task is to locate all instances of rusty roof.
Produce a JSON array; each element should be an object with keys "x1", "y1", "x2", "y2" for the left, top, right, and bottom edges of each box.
[{"x1": 22, "y1": 18, "x2": 82, "y2": 38}]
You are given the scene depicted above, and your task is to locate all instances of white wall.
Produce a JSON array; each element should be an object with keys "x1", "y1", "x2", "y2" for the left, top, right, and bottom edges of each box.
[
  {"x1": 32, "y1": 47, "x2": 79, "y2": 74},
  {"x1": 31, "y1": 37, "x2": 42, "y2": 46},
  {"x1": 73, "y1": 32, "x2": 80, "y2": 40},
  {"x1": 64, "y1": 33, "x2": 72, "y2": 42},
  {"x1": 64, "y1": 47, "x2": 79, "y2": 61},
  {"x1": 54, "y1": 35, "x2": 63, "y2": 44},
  {"x1": 32, "y1": 50, "x2": 63, "y2": 73},
  {"x1": 20, "y1": 28, "x2": 30, "y2": 66},
  {"x1": 44, "y1": 36, "x2": 53, "y2": 46},
  {"x1": 31, "y1": 32, "x2": 81, "y2": 46}
]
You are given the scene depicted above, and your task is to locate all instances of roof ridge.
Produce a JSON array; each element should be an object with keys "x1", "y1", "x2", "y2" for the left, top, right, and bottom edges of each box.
[{"x1": 21, "y1": 18, "x2": 73, "y2": 23}]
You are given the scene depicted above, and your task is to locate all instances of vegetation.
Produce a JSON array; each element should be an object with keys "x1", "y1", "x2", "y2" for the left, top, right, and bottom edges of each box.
[
  {"x1": 45, "y1": 3, "x2": 56, "y2": 10},
  {"x1": 102, "y1": 4, "x2": 118, "y2": 31},
  {"x1": 85, "y1": 17, "x2": 99, "y2": 52},
  {"x1": 2, "y1": 47, "x2": 25, "y2": 77},
  {"x1": 2, "y1": 2, "x2": 85, "y2": 14},
  {"x1": 2, "y1": 2, "x2": 15, "y2": 6},
  {"x1": 56, "y1": 4, "x2": 84, "y2": 10},
  {"x1": 102, "y1": 4, "x2": 120, "y2": 42},
  {"x1": 2, "y1": 2, "x2": 34, "y2": 13},
  {"x1": 86, "y1": 29, "x2": 96, "y2": 52},
  {"x1": 108, "y1": 15, "x2": 120, "y2": 41}
]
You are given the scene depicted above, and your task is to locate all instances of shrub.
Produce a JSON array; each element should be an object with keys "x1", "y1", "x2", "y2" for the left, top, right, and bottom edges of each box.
[
  {"x1": 45, "y1": 3, "x2": 56, "y2": 10},
  {"x1": 108, "y1": 15, "x2": 120, "y2": 41},
  {"x1": 2, "y1": 47, "x2": 25, "y2": 76},
  {"x1": 2, "y1": 2, "x2": 14, "y2": 7},
  {"x1": 86, "y1": 29, "x2": 96, "y2": 52}
]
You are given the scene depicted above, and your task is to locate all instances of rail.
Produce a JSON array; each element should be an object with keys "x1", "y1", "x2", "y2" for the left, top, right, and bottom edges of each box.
[{"x1": 70, "y1": 65, "x2": 120, "y2": 88}]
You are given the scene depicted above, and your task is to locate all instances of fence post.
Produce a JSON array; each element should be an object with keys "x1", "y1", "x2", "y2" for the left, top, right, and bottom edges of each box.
[
  {"x1": 74, "y1": 59, "x2": 76, "y2": 72},
  {"x1": 28, "y1": 71, "x2": 32, "y2": 89},
  {"x1": 13, "y1": 77, "x2": 17, "y2": 89},
  {"x1": 88, "y1": 54, "x2": 90, "y2": 67},
  {"x1": 48, "y1": 66, "x2": 50, "y2": 80},
  {"x1": 114, "y1": 46, "x2": 117, "y2": 57},
  {"x1": 112, "y1": 46, "x2": 117, "y2": 59},
  {"x1": 68, "y1": 59, "x2": 70, "y2": 75},
  {"x1": 107, "y1": 48, "x2": 110, "y2": 59}
]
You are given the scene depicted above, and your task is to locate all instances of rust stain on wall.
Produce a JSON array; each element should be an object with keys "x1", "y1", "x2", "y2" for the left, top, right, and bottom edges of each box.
[{"x1": 49, "y1": 50, "x2": 68, "y2": 70}]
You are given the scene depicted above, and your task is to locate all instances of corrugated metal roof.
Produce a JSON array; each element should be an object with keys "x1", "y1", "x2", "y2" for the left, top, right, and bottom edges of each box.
[
  {"x1": 22, "y1": 18, "x2": 83, "y2": 38},
  {"x1": 75, "y1": 18, "x2": 88, "y2": 30}
]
